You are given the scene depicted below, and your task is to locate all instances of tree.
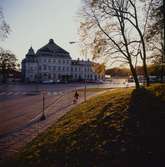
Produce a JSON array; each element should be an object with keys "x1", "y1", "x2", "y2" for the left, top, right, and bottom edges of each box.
[
  {"x1": 0, "y1": 48, "x2": 18, "y2": 83},
  {"x1": 106, "y1": 67, "x2": 131, "y2": 77},
  {"x1": 0, "y1": 7, "x2": 10, "y2": 40},
  {"x1": 92, "y1": 62, "x2": 105, "y2": 76},
  {"x1": 146, "y1": 0, "x2": 164, "y2": 82},
  {"x1": 80, "y1": 0, "x2": 153, "y2": 88}
]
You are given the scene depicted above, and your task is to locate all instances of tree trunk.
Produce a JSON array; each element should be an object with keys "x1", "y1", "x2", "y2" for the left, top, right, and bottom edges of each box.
[
  {"x1": 129, "y1": 62, "x2": 140, "y2": 89},
  {"x1": 160, "y1": 26, "x2": 165, "y2": 83},
  {"x1": 143, "y1": 58, "x2": 150, "y2": 86},
  {"x1": 138, "y1": 29, "x2": 150, "y2": 86},
  {"x1": 160, "y1": 46, "x2": 164, "y2": 82}
]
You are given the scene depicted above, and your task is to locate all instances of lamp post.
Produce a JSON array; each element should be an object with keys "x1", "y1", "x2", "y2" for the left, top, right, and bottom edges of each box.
[{"x1": 69, "y1": 41, "x2": 87, "y2": 102}]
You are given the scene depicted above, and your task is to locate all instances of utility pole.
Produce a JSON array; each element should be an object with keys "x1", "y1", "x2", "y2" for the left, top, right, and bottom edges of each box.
[
  {"x1": 84, "y1": 48, "x2": 87, "y2": 102},
  {"x1": 40, "y1": 91, "x2": 46, "y2": 121}
]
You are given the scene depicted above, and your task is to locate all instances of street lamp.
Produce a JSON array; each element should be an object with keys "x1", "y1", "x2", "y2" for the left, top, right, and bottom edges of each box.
[{"x1": 69, "y1": 41, "x2": 87, "y2": 102}]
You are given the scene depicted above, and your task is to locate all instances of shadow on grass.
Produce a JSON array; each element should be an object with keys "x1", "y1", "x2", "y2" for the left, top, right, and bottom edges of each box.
[
  {"x1": 60, "y1": 88, "x2": 165, "y2": 167},
  {"x1": 125, "y1": 88, "x2": 165, "y2": 167}
]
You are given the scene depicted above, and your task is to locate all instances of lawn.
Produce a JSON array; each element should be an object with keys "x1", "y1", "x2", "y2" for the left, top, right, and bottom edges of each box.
[{"x1": 2, "y1": 84, "x2": 165, "y2": 167}]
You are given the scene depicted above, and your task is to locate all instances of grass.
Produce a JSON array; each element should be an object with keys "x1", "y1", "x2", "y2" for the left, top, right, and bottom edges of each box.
[
  {"x1": 76, "y1": 87, "x2": 112, "y2": 92},
  {"x1": 2, "y1": 84, "x2": 165, "y2": 167}
]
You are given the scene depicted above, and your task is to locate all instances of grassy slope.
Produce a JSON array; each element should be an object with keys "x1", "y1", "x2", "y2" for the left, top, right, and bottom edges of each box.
[{"x1": 3, "y1": 85, "x2": 165, "y2": 167}]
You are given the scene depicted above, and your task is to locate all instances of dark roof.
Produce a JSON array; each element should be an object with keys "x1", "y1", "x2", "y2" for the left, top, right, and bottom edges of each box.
[
  {"x1": 36, "y1": 39, "x2": 70, "y2": 58},
  {"x1": 71, "y1": 60, "x2": 82, "y2": 65},
  {"x1": 26, "y1": 47, "x2": 35, "y2": 57}
]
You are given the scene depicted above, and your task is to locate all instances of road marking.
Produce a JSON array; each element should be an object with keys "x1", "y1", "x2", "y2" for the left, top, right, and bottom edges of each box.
[
  {"x1": 53, "y1": 92, "x2": 58, "y2": 95},
  {"x1": 0, "y1": 92, "x2": 5, "y2": 95},
  {"x1": 47, "y1": 92, "x2": 51, "y2": 96},
  {"x1": 59, "y1": 92, "x2": 64, "y2": 95},
  {"x1": 0, "y1": 91, "x2": 65, "y2": 96},
  {"x1": 14, "y1": 92, "x2": 20, "y2": 95},
  {"x1": 7, "y1": 92, "x2": 13, "y2": 95},
  {"x1": 22, "y1": 92, "x2": 27, "y2": 95}
]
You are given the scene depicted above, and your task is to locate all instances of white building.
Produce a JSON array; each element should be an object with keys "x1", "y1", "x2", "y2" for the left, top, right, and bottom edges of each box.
[{"x1": 22, "y1": 39, "x2": 104, "y2": 82}]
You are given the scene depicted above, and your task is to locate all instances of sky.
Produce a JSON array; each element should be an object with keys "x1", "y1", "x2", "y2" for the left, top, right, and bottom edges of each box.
[{"x1": 0, "y1": 0, "x2": 83, "y2": 64}]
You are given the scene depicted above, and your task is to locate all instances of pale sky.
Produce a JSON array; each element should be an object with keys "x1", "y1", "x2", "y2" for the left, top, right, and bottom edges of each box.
[{"x1": 0, "y1": 0, "x2": 83, "y2": 63}]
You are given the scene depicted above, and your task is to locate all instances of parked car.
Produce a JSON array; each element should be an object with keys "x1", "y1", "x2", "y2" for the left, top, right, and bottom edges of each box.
[
  {"x1": 149, "y1": 76, "x2": 159, "y2": 83},
  {"x1": 96, "y1": 80, "x2": 104, "y2": 84},
  {"x1": 42, "y1": 80, "x2": 54, "y2": 84},
  {"x1": 128, "y1": 76, "x2": 134, "y2": 82}
]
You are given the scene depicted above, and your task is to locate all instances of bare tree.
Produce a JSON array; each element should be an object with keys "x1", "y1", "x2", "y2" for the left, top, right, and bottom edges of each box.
[
  {"x1": 80, "y1": 0, "x2": 153, "y2": 87},
  {"x1": 0, "y1": 7, "x2": 10, "y2": 40}
]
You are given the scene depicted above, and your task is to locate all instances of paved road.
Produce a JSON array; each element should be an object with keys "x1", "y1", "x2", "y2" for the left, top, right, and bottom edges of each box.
[{"x1": 0, "y1": 80, "x2": 134, "y2": 137}]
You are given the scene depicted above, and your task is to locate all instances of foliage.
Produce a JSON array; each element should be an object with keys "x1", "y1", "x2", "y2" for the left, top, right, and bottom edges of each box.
[
  {"x1": 106, "y1": 64, "x2": 164, "y2": 76},
  {"x1": 106, "y1": 67, "x2": 131, "y2": 76},
  {"x1": 0, "y1": 7, "x2": 10, "y2": 40},
  {"x1": 91, "y1": 62, "x2": 106, "y2": 75},
  {"x1": 146, "y1": 0, "x2": 164, "y2": 80},
  {"x1": 0, "y1": 48, "x2": 18, "y2": 83},
  {"x1": 146, "y1": 0, "x2": 163, "y2": 39}
]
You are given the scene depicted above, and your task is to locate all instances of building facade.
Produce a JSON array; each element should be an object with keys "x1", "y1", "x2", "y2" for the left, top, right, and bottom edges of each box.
[{"x1": 22, "y1": 39, "x2": 104, "y2": 82}]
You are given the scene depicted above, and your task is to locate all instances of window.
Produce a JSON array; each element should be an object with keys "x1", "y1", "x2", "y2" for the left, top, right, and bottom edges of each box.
[
  {"x1": 63, "y1": 60, "x2": 65, "y2": 64},
  {"x1": 43, "y1": 65, "x2": 47, "y2": 70},
  {"x1": 48, "y1": 66, "x2": 51, "y2": 70},
  {"x1": 67, "y1": 67, "x2": 69, "y2": 71},
  {"x1": 48, "y1": 73, "x2": 51, "y2": 79},
  {"x1": 90, "y1": 74, "x2": 92, "y2": 79},
  {"x1": 58, "y1": 59, "x2": 61, "y2": 64},
  {"x1": 63, "y1": 66, "x2": 65, "y2": 71},
  {"x1": 53, "y1": 66, "x2": 56, "y2": 71},
  {"x1": 58, "y1": 66, "x2": 61, "y2": 71}
]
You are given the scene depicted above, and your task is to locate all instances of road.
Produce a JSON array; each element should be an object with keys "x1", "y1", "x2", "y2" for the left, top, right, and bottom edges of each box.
[{"x1": 0, "y1": 79, "x2": 134, "y2": 160}]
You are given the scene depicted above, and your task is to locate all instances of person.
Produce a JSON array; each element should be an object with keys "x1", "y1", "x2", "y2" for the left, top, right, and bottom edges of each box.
[{"x1": 73, "y1": 90, "x2": 79, "y2": 103}]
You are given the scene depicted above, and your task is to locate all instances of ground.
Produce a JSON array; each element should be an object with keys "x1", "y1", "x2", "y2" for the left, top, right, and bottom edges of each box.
[
  {"x1": 0, "y1": 82, "x2": 110, "y2": 160},
  {"x1": 1, "y1": 84, "x2": 165, "y2": 167}
]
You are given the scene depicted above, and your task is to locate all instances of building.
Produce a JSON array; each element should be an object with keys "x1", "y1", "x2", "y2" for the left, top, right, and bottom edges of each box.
[{"x1": 21, "y1": 39, "x2": 104, "y2": 83}]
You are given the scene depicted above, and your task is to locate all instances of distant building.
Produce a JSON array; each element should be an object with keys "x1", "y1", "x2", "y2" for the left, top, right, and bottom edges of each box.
[{"x1": 21, "y1": 39, "x2": 104, "y2": 82}]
